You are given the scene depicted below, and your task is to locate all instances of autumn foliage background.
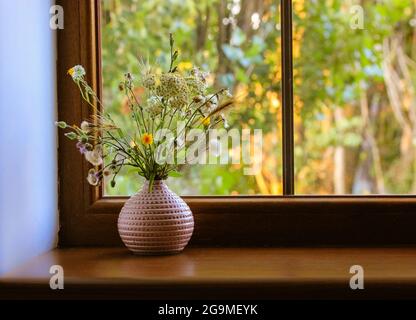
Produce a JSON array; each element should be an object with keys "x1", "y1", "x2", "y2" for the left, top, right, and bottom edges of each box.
[{"x1": 100, "y1": 0, "x2": 416, "y2": 196}]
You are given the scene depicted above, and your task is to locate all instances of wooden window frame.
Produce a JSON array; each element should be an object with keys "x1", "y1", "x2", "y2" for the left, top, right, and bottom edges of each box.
[{"x1": 57, "y1": 0, "x2": 416, "y2": 247}]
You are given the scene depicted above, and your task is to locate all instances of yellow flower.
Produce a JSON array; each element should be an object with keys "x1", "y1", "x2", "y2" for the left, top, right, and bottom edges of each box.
[
  {"x1": 178, "y1": 61, "x2": 193, "y2": 71},
  {"x1": 141, "y1": 133, "x2": 153, "y2": 145},
  {"x1": 202, "y1": 117, "x2": 211, "y2": 126},
  {"x1": 67, "y1": 67, "x2": 75, "y2": 76}
]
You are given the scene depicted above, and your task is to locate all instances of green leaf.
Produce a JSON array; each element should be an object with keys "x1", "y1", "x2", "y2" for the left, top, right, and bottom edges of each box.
[
  {"x1": 126, "y1": 167, "x2": 140, "y2": 175},
  {"x1": 64, "y1": 132, "x2": 77, "y2": 140},
  {"x1": 168, "y1": 171, "x2": 183, "y2": 178}
]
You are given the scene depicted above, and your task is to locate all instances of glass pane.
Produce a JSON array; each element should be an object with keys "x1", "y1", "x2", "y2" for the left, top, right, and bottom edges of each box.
[
  {"x1": 294, "y1": 0, "x2": 416, "y2": 194},
  {"x1": 100, "y1": 0, "x2": 282, "y2": 196}
]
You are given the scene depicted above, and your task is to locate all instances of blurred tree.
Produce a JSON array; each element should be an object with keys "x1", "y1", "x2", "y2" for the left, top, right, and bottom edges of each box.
[
  {"x1": 101, "y1": 0, "x2": 281, "y2": 195},
  {"x1": 101, "y1": 0, "x2": 416, "y2": 195},
  {"x1": 294, "y1": 0, "x2": 416, "y2": 194}
]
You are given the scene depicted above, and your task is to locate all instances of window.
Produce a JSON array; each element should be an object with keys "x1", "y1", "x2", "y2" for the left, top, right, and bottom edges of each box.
[
  {"x1": 57, "y1": 0, "x2": 416, "y2": 247},
  {"x1": 294, "y1": 0, "x2": 416, "y2": 195},
  {"x1": 100, "y1": 0, "x2": 282, "y2": 196}
]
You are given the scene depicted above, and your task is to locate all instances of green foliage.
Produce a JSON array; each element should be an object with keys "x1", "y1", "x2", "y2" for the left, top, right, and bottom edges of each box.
[
  {"x1": 102, "y1": 0, "x2": 416, "y2": 195},
  {"x1": 102, "y1": 0, "x2": 281, "y2": 195}
]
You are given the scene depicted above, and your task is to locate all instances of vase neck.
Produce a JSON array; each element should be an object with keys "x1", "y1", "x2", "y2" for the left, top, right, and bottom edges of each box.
[
  {"x1": 142, "y1": 180, "x2": 167, "y2": 191},
  {"x1": 143, "y1": 179, "x2": 166, "y2": 185}
]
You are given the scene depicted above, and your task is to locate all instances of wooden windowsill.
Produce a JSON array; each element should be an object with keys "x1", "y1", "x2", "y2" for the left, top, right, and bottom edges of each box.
[{"x1": 1, "y1": 247, "x2": 416, "y2": 299}]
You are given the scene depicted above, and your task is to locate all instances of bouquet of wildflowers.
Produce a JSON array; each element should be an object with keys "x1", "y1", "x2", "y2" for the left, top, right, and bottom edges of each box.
[{"x1": 56, "y1": 34, "x2": 233, "y2": 190}]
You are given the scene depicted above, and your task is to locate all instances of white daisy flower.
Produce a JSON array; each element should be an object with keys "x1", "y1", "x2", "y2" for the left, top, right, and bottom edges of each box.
[
  {"x1": 80, "y1": 121, "x2": 91, "y2": 133},
  {"x1": 85, "y1": 145, "x2": 103, "y2": 166},
  {"x1": 87, "y1": 169, "x2": 100, "y2": 186},
  {"x1": 67, "y1": 65, "x2": 86, "y2": 81}
]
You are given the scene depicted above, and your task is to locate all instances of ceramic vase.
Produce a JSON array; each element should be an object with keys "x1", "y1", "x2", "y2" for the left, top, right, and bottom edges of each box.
[{"x1": 118, "y1": 180, "x2": 194, "y2": 255}]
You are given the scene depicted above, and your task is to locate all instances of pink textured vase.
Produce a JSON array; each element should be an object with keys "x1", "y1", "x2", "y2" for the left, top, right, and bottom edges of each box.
[{"x1": 118, "y1": 180, "x2": 194, "y2": 255}]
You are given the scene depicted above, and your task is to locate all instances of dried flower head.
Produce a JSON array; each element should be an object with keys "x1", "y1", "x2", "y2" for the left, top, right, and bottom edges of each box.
[
  {"x1": 170, "y1": 92, "x2": 188, "y2": 109},
  {"x1": 186, "y1": 68, "x2": 208, "y2": 96},
  {"x1": 67, "y1": 65, "x2": 86, "y2": 81},
  {"x1": 157, "y1": 73, "x2": 189, "y2": 100},
  {"x1": 146, "y1": 96, "x2": 163, "y2": 115},
  {"x1": 143, "y1": 73, "x2": 157, "y2": 90}
]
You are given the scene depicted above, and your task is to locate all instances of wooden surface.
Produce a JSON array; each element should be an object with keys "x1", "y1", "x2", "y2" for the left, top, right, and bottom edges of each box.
[{"x1": 2, "y1": 247, "x2": 416, "y2": 299}]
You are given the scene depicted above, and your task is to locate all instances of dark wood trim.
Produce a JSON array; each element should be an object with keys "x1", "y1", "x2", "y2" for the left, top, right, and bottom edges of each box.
[
  {"x1": 61, "y1": 195, "x2": 416, "y2": 247},
  {"x1": 56, "y1": 0, "x2": 416, "y2": 248},
  {"x1": 57, "y1": 0, "x2": 102, "y2": 245},
  {"x1": 281, "y1": 0, "x2": 294, "y2": 195}
]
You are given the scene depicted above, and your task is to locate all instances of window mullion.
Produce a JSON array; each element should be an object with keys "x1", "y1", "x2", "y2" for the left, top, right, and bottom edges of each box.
[{"x1": 281, "y1": 0, "x2": 294, "y2": 195}]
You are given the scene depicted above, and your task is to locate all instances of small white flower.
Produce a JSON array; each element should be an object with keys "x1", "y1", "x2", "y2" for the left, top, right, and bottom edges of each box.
[
  {"x1": 190, "y1": 67, "x2": 209, "y2": 81},
  {"x1": 124, "y1": 72, "x2": 135, "y2": 85},
  {"x1": 212, "y1": 95, "x2": 219, "y2": 108},
  {"x1": 87, "y1": 169, "x2": 100, "y2": 186},
  {"x1": 222, "y1": 89, "x2": 233, "y2": 98},
  {"x1": 221, "y1": 112, "x2": 229, "y2": 128},
  {"x1": 80, "y1": 121, "x2": 91, "y2": 132},
  {"x1": 203, "y1": 95, "x2": 218, "y2": 114},
  {"x1": 85, "y1": 145, "x2": 103, "y2": 166},
  {"x1": 68, "y1": 65, "x2": 86, "y2": 81}
]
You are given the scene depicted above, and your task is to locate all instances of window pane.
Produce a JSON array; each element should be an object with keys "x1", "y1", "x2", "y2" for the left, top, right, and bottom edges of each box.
[
  {"x1": 294, "y1": 0, "x2": 416, "y2": 194},
  {"x1": 100, "y1": 0, "x2": 282, "y2": 196}
]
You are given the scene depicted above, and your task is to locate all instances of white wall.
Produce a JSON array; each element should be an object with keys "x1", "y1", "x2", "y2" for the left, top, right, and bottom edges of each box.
[{"x1": 0, "y1": 0, "x2": 58, "y2": 275}]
